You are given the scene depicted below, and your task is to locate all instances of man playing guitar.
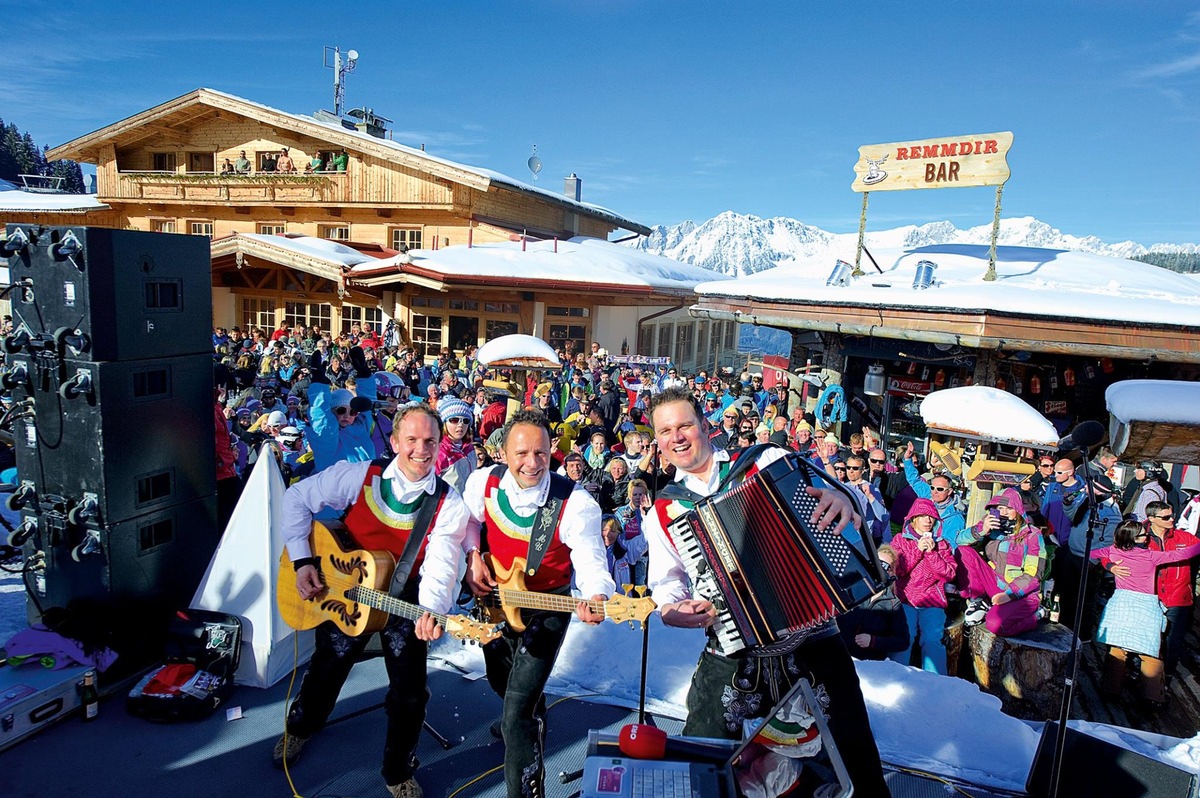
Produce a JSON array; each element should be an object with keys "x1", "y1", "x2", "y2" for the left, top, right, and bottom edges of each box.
[
  {"x1": 643, "y1": 387, "x2": 891, "y2": 798},
  {"x1": 275, "y1": 404, "x2": 469, "y2": 798},
  {"x1": 457, "y1": 409, "x2": 615, "y2": 798}
]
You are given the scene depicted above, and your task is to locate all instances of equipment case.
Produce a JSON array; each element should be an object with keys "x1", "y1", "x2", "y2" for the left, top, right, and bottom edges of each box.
[
  {"x1": 126, "y1": 608, "x2": 241, "y2": 722},
  {"x1": 0, "y1": 661, "x2": 91, "y2": 752}
]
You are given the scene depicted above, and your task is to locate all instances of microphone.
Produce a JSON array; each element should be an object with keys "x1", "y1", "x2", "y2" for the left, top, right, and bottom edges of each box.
[
  {"x1": 617, "y1": 724, "x2": 731, "y2": 763},
  {"x1": 1056, "y1": 420, "x2": 1106, "y2": 452}
]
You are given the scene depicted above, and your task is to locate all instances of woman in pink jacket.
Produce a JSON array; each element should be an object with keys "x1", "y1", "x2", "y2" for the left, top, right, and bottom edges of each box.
[
  {"x1": 1092, "y1": 519, "x2": 1200, "y2": 704},
  {"x1": 887, "y1": 498, "x2": 958, "y2": 674}
]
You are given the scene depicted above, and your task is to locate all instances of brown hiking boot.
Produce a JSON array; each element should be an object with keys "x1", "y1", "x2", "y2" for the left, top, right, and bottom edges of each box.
[
  {"x1": 386, "y1": 778, "x2": 423, "y2": 798},
  {"x1": 272, "y1": 732, "x2": 309, "y2": 769}
]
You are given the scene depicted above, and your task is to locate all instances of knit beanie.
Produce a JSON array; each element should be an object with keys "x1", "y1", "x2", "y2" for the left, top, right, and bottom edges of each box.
[{"x1": 437, "y1": 397, "x2": 473, "y2": 424}]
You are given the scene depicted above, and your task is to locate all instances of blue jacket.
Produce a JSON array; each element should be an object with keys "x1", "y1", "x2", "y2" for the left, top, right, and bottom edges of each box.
[
  {"x1": 307, "y1": 376, "x2": 377, "y2": 473},
  {"x1": 902, "y1": 459, "x2": 965, "y2": 548},
  {"x1": 1041, "y1": 479, "x2": 1087, "y2": 545}
]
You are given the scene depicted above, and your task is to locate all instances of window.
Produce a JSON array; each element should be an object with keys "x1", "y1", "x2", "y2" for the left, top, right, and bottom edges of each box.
[
  {"x1": 189, "y1": 221, "x2": 214, "y2": 238},
  {"x1": 724, "y1": 320, "x2": 735, "y2": 350},
  {"x1": 484, "y1": 301, "x2": 520, "y2": 314},
  {"x1": 448, "y1": 299, "x2": 479, "y2": 311},
  {"x1": 390, "y1": 227, "x2": 423, "y2": 251},
  {"x1": 150, "y1": 220, "x2": 175, "y2": 233},
  {"x1": 284, "y1": 301, "x2": 332, "y2": 330},
  {"x1": 411, "y1": 314, "x2": 444, "y2": 359},
  {"x1": 342, "y1": 304, "x2": 383, "y2": 335},
  {"x1": 411, "y1": 296, "x2": 444, "y2": 309},
  {"x1": 258, "y1": 223, "x2": 286, "y2": 235},
  {"x1": 486, "y1": 319, "x2": 518, "y2": 341},
  {"x1": 187, "y1": 152, "x2": 215, "y2": 173},
  {"x1": 319, "y1": 225, "x2": 350, "y2": 241},
  {"x1": 696, "y1": 320, "x2": 709, "y2": 368},
  {"x1": 657, "y1": 323, "x2": 673, "y2": 358},
  {"x1": 638, "y1": 324, "x2": 654, "y2": 356},
  {"x1": 548, "y1": 323, "x2": 587, "y2": 356},
  {"x1": 151, "y1": 152, "x2": 176, "y2": 172},
  {"x1": 547, "y1": 306, "x2": 590, "y2": 318},
  {"x1": 710, "y1": 321, "x2": 723, "y2": 355},
  {"x1": 242, "y1": 297, "x2": 275, "y2": 331},
  {"x1": 675, "y1": 322, "x2": 694, "y2": 366}
]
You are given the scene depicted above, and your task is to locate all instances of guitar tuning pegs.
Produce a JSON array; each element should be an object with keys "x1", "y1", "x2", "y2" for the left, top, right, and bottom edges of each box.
[
  {"x1": 635, "y1": 585, "x2": 647, "y2": 597},
  {"x1": 622, "y1": 583, "x2": 633, "y2": 595}
]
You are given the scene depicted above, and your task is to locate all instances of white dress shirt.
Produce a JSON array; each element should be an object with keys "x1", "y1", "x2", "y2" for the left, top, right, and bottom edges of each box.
[
  {"x1": 461, "y1": 467, "x2": 616, "y2": 599},
  {"x1": 282, "y1": 458, "x2": 469, "y2": 615}
]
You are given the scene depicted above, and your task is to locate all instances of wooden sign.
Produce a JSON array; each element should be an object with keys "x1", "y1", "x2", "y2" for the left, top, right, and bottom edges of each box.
[{"x1": 852, "y1": 132, "x2": 1013, "y2": 192}]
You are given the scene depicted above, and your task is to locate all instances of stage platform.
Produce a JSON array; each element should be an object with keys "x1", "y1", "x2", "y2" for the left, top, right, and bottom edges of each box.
[{"x1": 0, "y1": 655, "x2": 1020, "y2": 798}]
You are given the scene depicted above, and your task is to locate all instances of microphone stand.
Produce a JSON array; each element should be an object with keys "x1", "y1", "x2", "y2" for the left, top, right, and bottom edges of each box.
[{"x1": 1046, "y1": 450, "x2": 1101, "y2": 798}]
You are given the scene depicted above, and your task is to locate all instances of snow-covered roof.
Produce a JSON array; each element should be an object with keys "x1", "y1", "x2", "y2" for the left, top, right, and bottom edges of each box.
[
  {"x1": 0, "y1": 183, "x2": 109, "y2": 214},
  {"x1": 238, "y1": 233, "x2": 377, "y2": 268},
  {"x1": 352, "y1": 236, "x2": 731, "y2": 293},
  {"x1": 476, "y1": 334, "x2": 561, "y2": 367},
  {"x1": 695, "y1": 244, "x2": 1200, "y2": 328},
  {"x1": 920, "y1": 386, "x2": 1059, "y2": 447},
  {"x1": 1107, "y1": 380, "x2": 1200, "y2": 426}
]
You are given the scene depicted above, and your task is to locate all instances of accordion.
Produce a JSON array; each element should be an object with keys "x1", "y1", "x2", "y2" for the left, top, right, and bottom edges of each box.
[{"x1": 668, "y1": 454, "x2": 884, "y2": 656}]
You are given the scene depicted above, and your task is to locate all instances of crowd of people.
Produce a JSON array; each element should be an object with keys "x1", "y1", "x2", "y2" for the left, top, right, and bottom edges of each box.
[{"x1": 207, "y1": 323, "x2": 1197, "y2": 796}]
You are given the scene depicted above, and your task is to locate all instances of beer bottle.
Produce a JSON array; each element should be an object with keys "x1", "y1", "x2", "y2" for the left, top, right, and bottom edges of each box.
[
  {"x1": 80, "y1": 671, "x2": 99, "y2": 721},
  {"x1": 1049, "y1": 594, "x2": 1062, "y2": 624}
]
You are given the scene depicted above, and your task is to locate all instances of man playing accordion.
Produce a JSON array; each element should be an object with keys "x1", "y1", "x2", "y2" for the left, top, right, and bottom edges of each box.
[{"x1": 643, "y1": 387, "x2": 890, "y2": 797}]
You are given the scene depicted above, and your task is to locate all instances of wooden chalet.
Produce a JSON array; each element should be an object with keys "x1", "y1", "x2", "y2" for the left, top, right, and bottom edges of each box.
[{"x1": 30, "y1": 88, "x2": 714, "y2": 352}]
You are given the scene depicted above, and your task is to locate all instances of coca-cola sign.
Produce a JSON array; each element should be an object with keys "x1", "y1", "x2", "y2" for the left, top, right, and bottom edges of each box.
[{"x1": 887, "y1": 378, "x2": 934, "y2": 396}]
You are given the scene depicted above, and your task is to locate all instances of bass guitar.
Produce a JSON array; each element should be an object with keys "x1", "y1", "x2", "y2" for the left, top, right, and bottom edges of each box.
[
  {"x1": 479, "y1": 554, "x2": 656, "y2": 632},
  {"x1": 277, "y1": 520, "x2": 501, "y2": 645}
]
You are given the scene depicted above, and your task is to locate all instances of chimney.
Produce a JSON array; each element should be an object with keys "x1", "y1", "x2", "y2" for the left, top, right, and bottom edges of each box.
[{"x1": 564, "y1": 173, "x2": 581, "y2": 202}]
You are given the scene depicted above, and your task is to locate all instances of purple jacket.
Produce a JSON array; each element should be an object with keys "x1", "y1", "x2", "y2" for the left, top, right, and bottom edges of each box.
[{"x1": 890, "y1": 498, "x2": 957, "y2": 608}]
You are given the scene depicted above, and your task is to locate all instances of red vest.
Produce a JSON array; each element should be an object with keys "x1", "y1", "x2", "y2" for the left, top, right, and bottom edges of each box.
[
  {"x1": 342, "y1": 460, "x2": 444, "y2": 573},
  {"x1": 482, "y1": 470, "x2": 574, "y2": 592}
]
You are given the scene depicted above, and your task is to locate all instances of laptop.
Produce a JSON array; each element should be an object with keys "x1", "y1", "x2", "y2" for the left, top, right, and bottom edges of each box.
[{"x1": 579, "y1": 678, "x2": 853, "y2": 798}]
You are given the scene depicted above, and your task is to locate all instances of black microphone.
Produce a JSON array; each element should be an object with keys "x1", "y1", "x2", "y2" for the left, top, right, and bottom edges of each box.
[
  {"x1": 618, "y1": 724, "x2": 731, "y2": 763},
  {"x1": 1057, "y1": 420, "x2": 1106, "y2": 452}
]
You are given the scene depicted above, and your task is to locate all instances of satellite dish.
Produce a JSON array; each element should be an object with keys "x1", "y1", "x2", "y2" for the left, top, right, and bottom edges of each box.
[
  {"x1": 528, "y1": 145, "x2": 542, "y2": 181},
  {"x1": 347, "y1": 49, "x2": 359, "y2": 61}
]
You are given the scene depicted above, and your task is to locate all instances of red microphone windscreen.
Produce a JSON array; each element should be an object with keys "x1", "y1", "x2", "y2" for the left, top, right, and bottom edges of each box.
[{"x1": 618, "y1": 723, "x2": 668, "y2": 759}]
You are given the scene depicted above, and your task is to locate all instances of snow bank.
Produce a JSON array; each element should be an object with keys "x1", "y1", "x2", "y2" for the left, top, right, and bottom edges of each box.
[{"x1": 920, "y1": 386, "x2": 1059, "y2": 446}]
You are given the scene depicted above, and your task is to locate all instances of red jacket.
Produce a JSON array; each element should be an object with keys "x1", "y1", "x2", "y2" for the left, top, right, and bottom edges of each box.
[{"x1": 1149, "y1": 526, "x2": 1199, "y2": 608}]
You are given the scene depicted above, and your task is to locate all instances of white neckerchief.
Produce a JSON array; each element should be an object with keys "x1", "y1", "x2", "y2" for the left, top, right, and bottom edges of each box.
[
  {"x1": 498, "y1": 468, "x2": 551, "y2": 512},
  {"x1": 381, "y1": 459, "x2": 438, "y2": 502},
  {"x1": 674, "y1": 447, "x2": 731, "y2": 498}
]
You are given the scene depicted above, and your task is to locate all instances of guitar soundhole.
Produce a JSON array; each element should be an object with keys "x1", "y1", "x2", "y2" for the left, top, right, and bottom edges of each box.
[{"x1": 320, "y1": 598, "x2": 362, "y2": 626}]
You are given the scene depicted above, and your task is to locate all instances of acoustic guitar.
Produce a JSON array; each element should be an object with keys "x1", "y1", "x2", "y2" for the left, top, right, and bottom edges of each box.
[
  {"x1": 479, "y1": 553, "x2": 656, "y2": 632},
  {"x1": 277, "y1": 520, "x2": 501, "y2": 645}
]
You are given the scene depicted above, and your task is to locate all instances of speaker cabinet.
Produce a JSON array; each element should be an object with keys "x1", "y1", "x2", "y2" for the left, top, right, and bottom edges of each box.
[
  {"x1": 4, "y1": 225, "x2": 211, "y2": 362},
  {"x1": 9, "y1": 353, "x2": 216, "y2": 525},
  {"x1": 1027, "y1": 721, "x2": 1197, "y2": 797}
]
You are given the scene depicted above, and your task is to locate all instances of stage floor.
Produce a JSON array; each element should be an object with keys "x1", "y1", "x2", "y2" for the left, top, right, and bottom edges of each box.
[{"x1": 0, "y1": 656, "x2": 1019, "y2": 798}]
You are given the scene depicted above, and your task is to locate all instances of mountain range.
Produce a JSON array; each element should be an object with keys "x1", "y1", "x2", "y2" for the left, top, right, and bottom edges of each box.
[{"x1": 630, "y1": 212, "x2": 1200, "y2": 277}]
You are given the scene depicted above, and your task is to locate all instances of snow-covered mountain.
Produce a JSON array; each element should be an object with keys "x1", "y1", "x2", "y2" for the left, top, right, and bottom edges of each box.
[{"x1": 631, "y1": 211, "x2": 1200, "y2": 276}]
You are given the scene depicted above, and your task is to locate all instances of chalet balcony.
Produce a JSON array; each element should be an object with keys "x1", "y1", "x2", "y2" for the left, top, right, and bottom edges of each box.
[{"x1": 111, "y1": 171, "x2": 350, "y2": 204}]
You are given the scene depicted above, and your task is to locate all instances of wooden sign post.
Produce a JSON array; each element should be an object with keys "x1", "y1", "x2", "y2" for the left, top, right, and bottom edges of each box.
[{"x1": 851, "y1": 132, "x2": 1014, "y2": 281}]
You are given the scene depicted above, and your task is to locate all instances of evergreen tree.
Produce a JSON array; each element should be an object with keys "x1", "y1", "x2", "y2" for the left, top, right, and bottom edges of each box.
[{"x1": 0, "y1": 118, "x2": 87, "y2": 192}]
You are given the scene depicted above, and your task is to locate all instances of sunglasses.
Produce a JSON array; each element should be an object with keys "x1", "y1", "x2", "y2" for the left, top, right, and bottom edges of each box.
[
  {"x1": 833, "y1": 466, "x2": 847, "y2": 472},
  {"x1": 846, "y1": 465, "x2": 864, "y2": 471},
  {"x1": 1153, "y1": 514, "x2": 1174, "y2": 520},
  {"x1": 1053, "y1": 470, "x2": 1072, "y2": 475},
  {"x1": 869, "y1": 458, "x2": 886, "y2": 464},
  {"x1": 930, "y1": 486, "x2": 952, "y2": 493},
  {"x1": 334, "y1": 406, "x2": 358, "y2": 417},
  {"x1": 814, "y1": 434, "x2": 827, "y2": 439},
  {"x1": 445, "y1": 417, "x2": 470, "y2": 424},
  {"x1": 1039, "y1": 463, "x2": 1054, "y2": 469}
]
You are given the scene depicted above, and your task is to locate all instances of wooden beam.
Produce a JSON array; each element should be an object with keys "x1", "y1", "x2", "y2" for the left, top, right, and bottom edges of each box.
[
  {"x1": 279, "y1": 206, "x2": 294, "y2": 216},
  {"x1": 376, "y1": 208, "x2": 392, "y2": 218}
]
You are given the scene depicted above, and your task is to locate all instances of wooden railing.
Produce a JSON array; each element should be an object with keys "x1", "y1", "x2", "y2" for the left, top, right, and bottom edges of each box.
[{"x1": 109, "y1": 171, "x2": 349, "y2": 203}]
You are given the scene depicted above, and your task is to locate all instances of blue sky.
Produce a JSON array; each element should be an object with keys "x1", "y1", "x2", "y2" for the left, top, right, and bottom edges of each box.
[{"x1": 3, "y1": 1, "x2": 1198, "y2": 244}]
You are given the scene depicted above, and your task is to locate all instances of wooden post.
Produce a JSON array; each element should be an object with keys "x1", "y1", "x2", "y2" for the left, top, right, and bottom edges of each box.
[
  {"x1": 853, "y1": 191, "x2": 870, "y2": 276},
  {"x1": 983, "y1": 183, "x2": 1004, "y2": 282}
]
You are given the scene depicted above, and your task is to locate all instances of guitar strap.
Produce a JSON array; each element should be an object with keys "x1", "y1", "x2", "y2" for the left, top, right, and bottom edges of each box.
[
  {"x1": 388, "y1": 476, "x2": 450, "y2": 598},
  {"x1": 523, "y1": 472, "x2": 574, "y2": 579}
]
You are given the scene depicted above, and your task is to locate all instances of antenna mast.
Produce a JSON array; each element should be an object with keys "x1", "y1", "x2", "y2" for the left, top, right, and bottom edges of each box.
[{"x1": 323, "y1": 46, "x2": 359, "y2": 117}]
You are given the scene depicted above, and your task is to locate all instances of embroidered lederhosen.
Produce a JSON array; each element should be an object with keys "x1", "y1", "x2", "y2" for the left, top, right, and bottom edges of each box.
[
  {"x1": 342, "y1": 458, "x2": 449, "y2": 590},
  {"x1": 481, "y1": 467, "x2": 574, "y2": 594}
]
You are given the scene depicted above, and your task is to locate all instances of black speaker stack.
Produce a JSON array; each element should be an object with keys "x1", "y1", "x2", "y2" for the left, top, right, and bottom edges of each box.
[{"x1": 2, "y1": 225, "x2": 218, "y2": 660}]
